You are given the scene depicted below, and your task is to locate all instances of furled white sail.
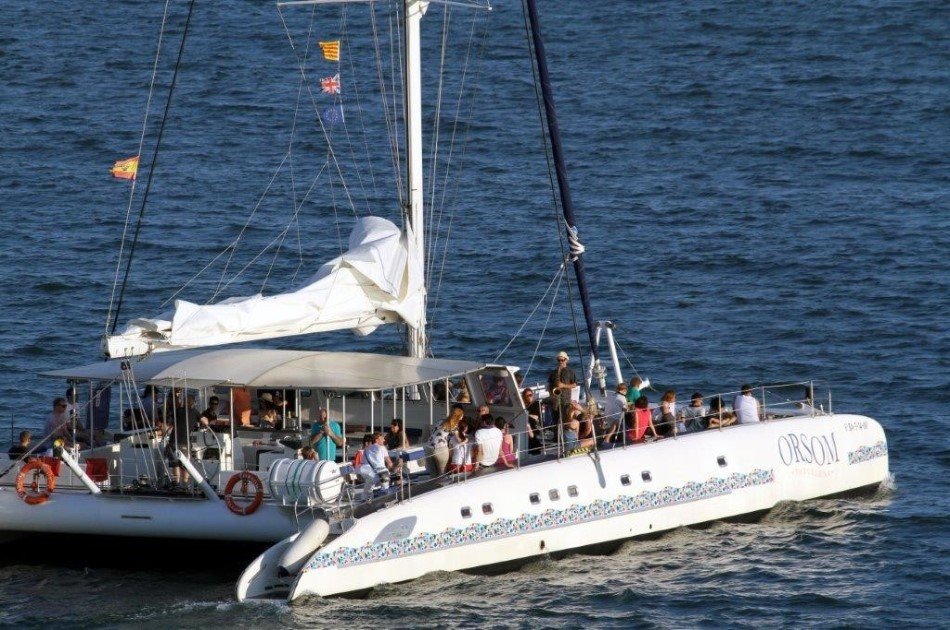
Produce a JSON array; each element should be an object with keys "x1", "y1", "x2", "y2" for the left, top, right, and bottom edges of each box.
[{"x1": 104, "y1": 216, "x2": 425, "y2": 358}]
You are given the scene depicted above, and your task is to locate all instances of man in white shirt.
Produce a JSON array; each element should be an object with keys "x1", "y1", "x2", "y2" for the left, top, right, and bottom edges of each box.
[
  {"x1": 471, "y1": 414, "x2": 503, "y2": 468},
  {"x1": 733, "y1": 384, "x2": 761, "y2": 424},
  {"x1": 360, "y1": 432, "x2": 402, "y2": 497}
]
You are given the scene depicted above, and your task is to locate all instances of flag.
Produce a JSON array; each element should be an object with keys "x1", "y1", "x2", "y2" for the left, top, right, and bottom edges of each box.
[
  {"x1": 110, "y1": 155, "x2": 139, "y2": 180},
  {"x1": 319, "y1": 40, "x2": 340, "y2": 62},
  {"x1": 321, "y1": 105, "x2": 344, "y2": 126},
  {"x1": 321, "y1": 73, "x2": 341, "y2": 95}
]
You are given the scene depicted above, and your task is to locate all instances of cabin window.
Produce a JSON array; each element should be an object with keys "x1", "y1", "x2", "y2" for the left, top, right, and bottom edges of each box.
[
  {"x1": 620, "y1": 474, "x2": 631, "y2": 486},
  {"x1": 549, "y1": 489, "x2": 560, "y2": 501},
  {"x1": 641, "y1": 471, "x2": 652, "y2": 482},
  {"x1": 482, "y1": 503, "x2": 493, "y2": 515},
  {"x1": 461, "y1": 507, "x2": 472, "y2": 519},
  {"x1": 717, "y1": 455, "x2": 728, "y2": 467},
  {"x1": 529, "y1": 493, "x2": 540, "y2": 505},
  {"x1": 567, "y1": 485, "x2": 578, "y2": 498}
]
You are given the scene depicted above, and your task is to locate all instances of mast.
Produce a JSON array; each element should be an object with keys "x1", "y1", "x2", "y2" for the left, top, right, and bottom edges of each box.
[
  {"x1": 523, "y1": 0, "x2": 605, "y2": 394},
  {"x1": 405, "y1": 0, "x2": 428, "y2": 359}
]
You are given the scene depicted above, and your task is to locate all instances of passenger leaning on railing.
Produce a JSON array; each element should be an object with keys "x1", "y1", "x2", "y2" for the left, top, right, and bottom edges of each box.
[{"x1": 494, "y1": 418, "x2": 516, "y2": 469}]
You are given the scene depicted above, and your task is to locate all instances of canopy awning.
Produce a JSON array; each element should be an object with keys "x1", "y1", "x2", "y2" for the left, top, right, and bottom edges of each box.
[{"x1": 41, "y1": 348, "x2": 489, "y2": 391}]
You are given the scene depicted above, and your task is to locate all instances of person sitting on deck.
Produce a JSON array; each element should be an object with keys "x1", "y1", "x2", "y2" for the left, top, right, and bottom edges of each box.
[
  {"x1": 576, "y1": 414, "x2": 595, "y2": 451},
  {"x1": 351, "y1": 434, "x2": 374, "y2": 468},
  {"x1": 447, "y1": 418, "x2": 475, "y2": 474},
  {"x1": 733, "y1": 384, "x2": 762, "y2": 424},
  {"x1": 8, "y1": 430, "x2": 32, "y2": 459},
  {"x1": 707, "y1": 396, "x2": 738, "y2": 428},
  {"x1": 300, "y1": 446, "x2": 318, "y2": 460},
  {"x1": 471, "y1": 413, "x2": 503, "y2": 471},
  {"x1": 494, "y1": 417, "x2": 516, "y2": 469},
  {"x1": 681, "y1": 392, "x2": 708, "y2": 433},
  {"x1": 626, "y1": 395, "x2": 659, "y2": 443},
  {"x1": 563, "y1": 413, "x2": 580, "y2": 452},
  {"x1": 361, "y1": 432, "x2": 402, "y2": 493},
  {"x1": 259, "y1": 407, "x2": 279, "y2": 430}
]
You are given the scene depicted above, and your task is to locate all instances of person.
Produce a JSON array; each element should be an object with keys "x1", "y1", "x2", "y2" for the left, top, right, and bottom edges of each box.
[
  {"x1": 351, "y1": 434, "x2": 374, "y2": 468},
  {"x1": 425, "y1": 405, "x2": 462, "y2": 476},
  {"x1": 199, "y1": 396, "x2": 220, "y2": 429},
  {"x1": 626, "y1": 395, "x2": 659, "y2": 443},
  {"x1": 43, "y1": 397, "x2": 72, "y2": 445},
  {"x1": 362, "y1": 431, "x2": 402, "y2": 490},
  {"x1": 167, "y1": 394, "x2": 197, "y2": 485},
  {"x1": 455, "y1": 379, "x2": 471, "y2": 404},
  {"x1": 259, "y1": 407, "x2": 279, "y2": 429},
  {"x1": 494, "y1": 418, "x2": 516, "y2": 468},
  {"x1": 471, "y1": 413, "x2": 503, "y2": 469},
  {"x1": 385, "y1": 418, "x2": 410, "y2": 451},
  {"x1": 577, "y1": 414, "x2": 595, "y2": 450},
  {"x1": 548, "y1": 351, "x2": 577, "y2": 424},
  {"x1": 447, "y1": 418, "x2": 474, "y2": 474},
  {"x1": 8, "y1": 431, "x2": 32, "y2": 458},
  {"x1": 681, "y1": 392, "x2": 708, "y2": 433},
  {"x1": 309, "y1": 408, "x2": 344, "y2": 461},
  {"x1": 603, "y1": 383, "x2": 628, "y2": 445},
  {"x1": 655, "y1": 390, "x2": 677, "y2": 437},
  {"x1": 625, "y1": 376, "x2": 643, "y2": 405},
  {"x1": 232, "y1": 386, "x2": 251, "y2": 426},
  {"x1": 485, "y1": 376, "x2": 511, "y2": 406},
  {"x1": 733, "y1": 384, "x2": 761, "y2": 424},
  {"x1": 707, "y1": 396, "x2": 738, "y2": 428},
  {"x1": 563, "y1": 413, "x2": 580, "y2": 451},
  {"x1": 300, "y1": 446, "x2": 318, "y2": 460},
  {"x1": 522, "y1": 388, "x2": 543, "y2": 454}
]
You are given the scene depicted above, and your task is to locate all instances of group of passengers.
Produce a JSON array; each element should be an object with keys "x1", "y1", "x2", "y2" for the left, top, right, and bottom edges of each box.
[{"x1": 421, "y1": 404, "x2": 516, "y2": 477}]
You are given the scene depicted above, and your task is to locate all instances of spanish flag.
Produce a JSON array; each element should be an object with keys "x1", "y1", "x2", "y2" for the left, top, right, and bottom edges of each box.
[
  {"x1": 110, "y1": 155, "x2": 139, "y2": 180},
  {"x1": 319, "y1": 40, "x2": 340, "y2": 62}
]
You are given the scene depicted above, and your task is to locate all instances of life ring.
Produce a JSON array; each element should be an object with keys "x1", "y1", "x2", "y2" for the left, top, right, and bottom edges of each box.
[
  {"x1": 15, "y1": 460, "x2": 56, "y2": 506},
  {"x1": 224, "y1": 471, "x2": 264, "y2": 516}
]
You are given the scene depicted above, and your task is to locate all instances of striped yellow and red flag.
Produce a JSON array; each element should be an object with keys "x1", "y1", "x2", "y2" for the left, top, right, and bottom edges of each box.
[
  {"x1": 110, "y1": 155, "x2": 139, "y2": 180},
  {"x1": 319, "y1": 40, "x2": 340, "y2": 62}
]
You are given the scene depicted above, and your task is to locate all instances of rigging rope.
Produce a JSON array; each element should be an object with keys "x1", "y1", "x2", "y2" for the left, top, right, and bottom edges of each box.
[
  {"x1": 109, "y1": 0, "x2": 198, "y2": 335},
  {"x1": 493, "y1": 263, "x2": 565, "y2": 362}
]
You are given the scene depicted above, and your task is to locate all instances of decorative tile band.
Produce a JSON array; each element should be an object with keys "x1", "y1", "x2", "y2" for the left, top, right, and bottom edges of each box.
[
  {"x1": 308, "y1": 468, "x2": 775, "y2": 571},
  {"x1": 847, "y1": 441, "x2": 888, "y2": 465}
]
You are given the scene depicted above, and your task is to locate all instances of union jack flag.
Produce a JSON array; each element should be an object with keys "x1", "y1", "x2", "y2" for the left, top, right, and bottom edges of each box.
[{"x1": 321, "y1": 73, "x2": 341, "y2": 95}]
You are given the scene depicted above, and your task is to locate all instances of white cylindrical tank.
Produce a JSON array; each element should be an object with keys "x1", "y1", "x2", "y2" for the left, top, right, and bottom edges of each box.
[{"x1": 267, "y1": 459, "x2": 343, "y2": 506}]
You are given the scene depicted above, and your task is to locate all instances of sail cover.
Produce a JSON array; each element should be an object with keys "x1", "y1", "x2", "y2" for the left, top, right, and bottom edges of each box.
[{"x1": 105, "y1": 216, "x2": 425, "y2": 358}]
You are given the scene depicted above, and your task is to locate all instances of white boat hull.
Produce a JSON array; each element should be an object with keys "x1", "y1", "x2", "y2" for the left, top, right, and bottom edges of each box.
[
  {"x1": 288, "y1": 413, "x2": 888, "y2": 599},
  {"x1": 0, "y1": 488, "x2": 307, "y2": 543}
]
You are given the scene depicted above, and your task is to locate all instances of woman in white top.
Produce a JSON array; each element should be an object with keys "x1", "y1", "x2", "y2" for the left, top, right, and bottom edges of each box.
[{"x1": 447, "y1": 418, "x2": 474, "y2": 473}]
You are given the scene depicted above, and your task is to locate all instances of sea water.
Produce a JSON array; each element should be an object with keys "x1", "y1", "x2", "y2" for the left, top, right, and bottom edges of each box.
[{"x1": 0, "y1": 0, "x2": 946, "y2": 626}]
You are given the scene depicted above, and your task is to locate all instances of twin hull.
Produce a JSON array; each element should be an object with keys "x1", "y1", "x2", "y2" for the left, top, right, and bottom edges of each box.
[{"x1": 289, "y1": 413, "x2": 888, "y2": 599}]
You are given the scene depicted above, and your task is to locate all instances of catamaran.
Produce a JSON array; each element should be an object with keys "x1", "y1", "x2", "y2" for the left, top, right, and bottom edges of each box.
[{"x1": 0, "y1": 0, "x2": 888, "y2": 602}]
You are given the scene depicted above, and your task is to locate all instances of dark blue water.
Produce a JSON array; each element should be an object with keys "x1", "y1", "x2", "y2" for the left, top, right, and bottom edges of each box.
[{"x1": 1, "y1": 0, "x2": 947, "y2": 626}]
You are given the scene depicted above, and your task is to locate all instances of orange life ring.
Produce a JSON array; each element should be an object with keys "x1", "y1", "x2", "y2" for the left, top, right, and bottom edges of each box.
[
  {"x1": 224, "y1": 471, "x2": 264, "y2": 516},
  {"x1": 16, "y1": 460, "x2": 56, "y2": 505}
]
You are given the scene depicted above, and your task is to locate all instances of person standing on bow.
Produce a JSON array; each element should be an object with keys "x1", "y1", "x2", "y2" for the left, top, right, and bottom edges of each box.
[
  {"x1": 309, "y1": 407, "x2": 344, "y2": 462},
  {"x1": 547, "y1": 351, "x2": 577, "y2": 427}
]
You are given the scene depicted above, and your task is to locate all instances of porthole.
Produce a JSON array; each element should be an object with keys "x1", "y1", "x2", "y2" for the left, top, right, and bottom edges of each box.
[
  {"x1": 620, "y1": 474, "x2": 631, "y2": 486},
  {"x1": 567, "y1": 485, "x2": 578, "y2": 498},
  {"x1": 482, "y1": 503, "x2": 493, "y2": 515},
  {"x1": 549, "y1": 489, "x2": 560, "y2": 501},
  {"x1": 717, "y1": 455, "x2": 727, "y2": 467},
  {"x1": 529, "y1": 493, "x2": 540, "y2": 505},
  {"x1": 641, "y1": 471, "x2": 652, "y2": 482},
  {"x1": 461, "y1": 506, "x2": 472, "y2": 519}
]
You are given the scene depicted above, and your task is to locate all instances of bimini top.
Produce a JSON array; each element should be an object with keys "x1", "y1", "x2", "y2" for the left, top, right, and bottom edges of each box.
[{"x1": 41, "y1": 348, "x2": 488, "y2": 391}]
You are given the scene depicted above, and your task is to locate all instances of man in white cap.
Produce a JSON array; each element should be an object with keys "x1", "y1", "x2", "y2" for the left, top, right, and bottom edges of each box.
[{"x1": 548, "y1": 351, "x2": 577, "y2": 425}]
